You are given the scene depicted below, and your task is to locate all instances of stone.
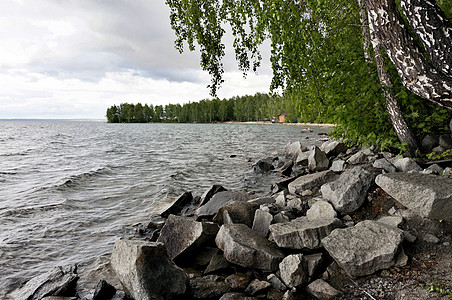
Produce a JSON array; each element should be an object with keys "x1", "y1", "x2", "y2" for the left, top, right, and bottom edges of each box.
[
  {"x1": 110, "y1": 240, "x2": 188, "y2": 300},
  {"x1": 160, "y1": 191, "x2": 194, "y2": 218},
  {"x1": 306, "y1": 200, "x2": 337, "y2": 220},
  {"x1": 306, "y1": 279, "x2": 342, "y2": 300},
  {"x1": 305, "y1": 253, "x2": 324, "y2": 277},
  {"x1": 391, "y1": 157, "x2": 422, "y2": 173},
  {"x1": 375, "y1": 172, "x2": 452, "y2": 221},
  {"x1": 267, "y1": 274, "x2": 287, "y2": 291},
  {"x1": 92, "y1": 279, "x2": 116, "y2": 300},
  {"x1": 423, "y1": 164, "x2": 444, "y2": 175},
  {"x1": 213, "y1": 201, "x2": 258, "y2": 227},
  {"x1": 422, "y1": 233, "x2": 440, "y2": 244},
  {"x1": 220, "y1": 292, "x2": 257, "y2": 300},
  {"x1": 295, "y1": 151, "x2": 310, "y2": 166},
  {"x1": 308, "y1": 146, "x2": 329, "y2": 171},
  {"x1": 330, "y1": 160, "x2": 346, "y2": 172},
  {"x1": 253, "y1": 157, "x2": 275, "y2": 173},
  {"x1": 189, "y1": 275, "x2": 231, "y2": 299},
  {"x1": 288, "y1": 170, "x2": 336, "y2": 195},
  {"x1": 373, "y1": 158, "x2": 397, "y2": 173},
  {"x1": 9, "y1": 265, "x2": 78, "y2": 300},
  {"x1": 269, "y1": 217, "x2": 343, "y2": 250},
  {"x1": 321, "y1": 166, "x2": 375, "y2": 214},
  {"x1": 252, "y1": 209, "x2": 273, "y2": 237},
  {"x1": 199, "y1": 185, "x2": 228, "y2": 207},
  {"x1": 376, "y1": 216, "x2": 404, "y2": 228},
  {"x1": 439, "y1": 134, "x2": 452, "y2": 149},
  {"x1": 432, "y1": 145, "x2": 445, "y2": 152},
  {"x1": 284, "y1": 141, "x2": 306, "y2": 158},
  {"x1": 301, "y1": 189, "x2": 313, "y2": 196},
  {"x1": 322, "y1": 220, "x2": 404, "y2": 277},
  {"x1": 444, "y1": 167, "x2": 452, "y2": 176},
  {"x1": 282, "y1": 290, "x2": 295, "y2": 300},
  {"x1": 225, "y1": 273, "x2": 252, "y2": 291},
  {"x1": 275, "y1": 191, "x2": 286, "y2": 207},
  {"x1": 273, "y1": 211, "x2": 292, "y2": 223},
  {"x1": 245, "y1": 279, "x2": 271, "y2": 296},
  {"x1": 215, "y1": 224, "x2": 285, "y2": 271},
  {"x1": 279, "y1": 254, "x2": 307, "y2": 288},
  {"x1": 157, "y1": 215, "x2": 219, "y2": 260},
  {"x1": 421, "y1": 135, "x2": 439, "y2": 152},
  {"x1": 347, "y1": 151, "x2": 367, "y2": 165},
  {"x1": 196, "y1": 191, "x2": 251, "y2": 220},
  {"x1": 320, "y1": 140, "x2": 348, "y2": 157},
  {"x1": 204, "y1": 252, "x2": 231, "y2": 274}
]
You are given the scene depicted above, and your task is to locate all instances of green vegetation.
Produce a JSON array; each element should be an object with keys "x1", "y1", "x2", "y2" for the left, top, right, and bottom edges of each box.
[{"x1": 417, "y1": 281, "x2": 452, "y2": 298}]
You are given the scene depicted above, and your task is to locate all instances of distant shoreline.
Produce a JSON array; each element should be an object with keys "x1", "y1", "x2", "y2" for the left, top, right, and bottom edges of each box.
[{"x1": 220, "y1": 121, "x2": 336, "y2": 127}]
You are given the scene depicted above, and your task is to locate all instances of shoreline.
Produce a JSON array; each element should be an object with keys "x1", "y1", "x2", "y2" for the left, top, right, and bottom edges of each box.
[{"x1": 221, "y1": 121, "x2": 336, "y2": 127}]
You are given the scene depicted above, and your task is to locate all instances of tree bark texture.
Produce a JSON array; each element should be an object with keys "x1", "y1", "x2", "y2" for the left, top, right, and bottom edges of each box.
[
  {"x1": 400, "y1": 0, "x2": 452, "y2": 77},
  {"x1": 358, "y1": 0, "x2": 372, "y2": 62},
  {"x1": 364, "y1": 0, "x2": 452, "y2": 109}
]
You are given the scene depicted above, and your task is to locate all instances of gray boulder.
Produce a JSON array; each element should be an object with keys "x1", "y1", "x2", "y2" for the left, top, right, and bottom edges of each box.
[
  {"x1": 215, "y1": 224, "x2": 284, "y2": 271},
  {"x1": 322, "y1": 220, "x2": 404, "y2": 277},
  {"x1": 267, "y1": 274, "x2": 287, "y2": 291},
  {"x1": 439, "y1": 134, "x2": 452, "y2": 149},
  {"x1": 245, "y1": 280, "x2": 271, "y2": 296},
  {"x1": 189, "y1": 275, "x2": 230, "y2": 299},
  {"x1": 421, "y1": 135, "x2": 439, "y2": 152},
  {"x1": 269, "y1": 217, "x2": 343, "y2": 250},
  {"x1": 279, "y1": 254, "x2": 307, "y2": 288},
  {"x1": 295, "y1": 150, "x2": 310, "y2": 166},
  {"x1": 391, "y1": 157, "x2": 422, "y2": 173},
  {"x1": 308, "y1": 146, "x2": 329, "y2": 171},
  {"x1": 288, "y1": 170, "x2": 336, "y2": 195},
  {"x1": 375, "y1": 172, "x2": 452, "y2": 221},
  {"x1": 196, "y1": 191, "x2": 251, "y2": 220},
  {"x1": 110, "y1": 240, "x2": 188, "y2": 300},
  {"x1": 9, "y1": 265, "x2": 78, "y2": 300},
  {"x1": 347, "y1": 151, "x2": 367, "y2": 165},
  {"x1": 306, "y1": 279, "x2": 342, "y2": 300},
  {"x1": 320, "y1": 166, "x2": 375, "y2": 214},
  {"x1": 160, "y1": 191, "x2": 194, "y2": 218},
  {"x1": 252, "y1": 209, "x2": 273, "y2": 237},
  {"x1": 373, "y1": 158, "x2": 396, "y2": 173},
  {"x1": 284, "y1": 141, "x2": 306, "y2": 158},
  {"x1": 157, "y1": 215, "x2": 218, "y2": 260},
  {"x1": 305, "y1": 253, "x2": 324, "y2": 277},
  {"x1": 204, "y1": 251, "x2": 231, "y2": 274},
  {"x1": 213, "y1": 201, "x2": 258, "y2": 227},
  {"x1": 225, "y1": 273, "x2": 252, "y2": 291},
  {"x1": 199, "y1": 185, "x2": 228, "y2": 207},
  {"x1": 422, "y1": 164, "x2": 444, "y2": 175},
  {"x1": 253, "y1": 157, "x2": 275, "y2": 173},
  {"x1": 306, "y1": 200, "x2": 337, "y2": 220},
  {"x1": 330, "y1": 160, "x2": 345, "y2": 172},
  {"x1": 320, "y1": 140, "x2": 347, "y2": 157}
]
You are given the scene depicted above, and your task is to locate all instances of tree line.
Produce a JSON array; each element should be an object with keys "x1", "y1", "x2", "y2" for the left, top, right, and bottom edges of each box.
[{"x1": 106, "y1": 92, "x2": 310, "y2": 124}]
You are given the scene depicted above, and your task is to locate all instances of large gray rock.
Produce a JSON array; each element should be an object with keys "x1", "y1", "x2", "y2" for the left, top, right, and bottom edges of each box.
[
  {"x1": 330, "y1": 160, "x2": 345, "y2": 172},
  {"x1": 321, "y1": 167, "x2": 375, "y2": 214},
  {"x1": 373, "y1": 158, "x2": 396, "y2": 173},
  {"x1": 439, "y1": 134, "x2": 452, "y2": 149},
  {"x1": 110, "y1": 239, "x2": 188, "y2": 300},
  {"x1": 284, "y1": 141, "x2": 306, "y2": 158},
  {"x1": 252, "y1": 209, "x2": 273, "y2": 237},
  {"x1": 421, "y1": 135, "x2": 439, "y2": 152},
  {"x1": 269, "y1": 217, "x2": 343, "y2": 250},
  {"x1": 215, "y1": 224, "x2": 284, "y2": 271},
  {"x1": 306, "y1": 279, "x2": 342, "y2": 300},
  {"x1": 320, "y1": 140, "x2": 347, "y2": 157},
  {"x1": 279, "y1": 254, "x2": 307, "y2": 288},
  {"x1": 306, "y1": 200, "x2": 337, "y2": 220},
  {"x1": 196, "y1": 191, "x2": 251, "y2": 220},
  {"x1": 160, "y1": 191, "x2": 194, "y2": 218},
  {"x1": 9, "y1": 265, "x2": 78, "y2": 300},
  {"x1": 322, "y1": 220, "x2": 404, "y2": 278},
  {"x1": 391, "y1": 157, "x2": 422, "y2": 172},
  {"x1": 189, "y1": 275, "x2": 231, "y2": 299},
  {"x1": 157, "y1": 215, "x2": 218, "y2": 260},
  {"x1": 213, "y1": 201, "x2": 258, "y2": 227},
  {"x1": 199, "y1": 185, "x2": 228, "y2": 207},
  {"x1": 308, "y1": 146, "x2": 329, "y2": 171},
  {"x1": 375, "y1": 172, "x2": 452, "y2": 221},
  {"x1": 288, "y1": 170, "x2": 336, "y2": 195},
  {"x1": 295, "y1": 150, "x2": 310, "y2": 166},
  {"x1": 347, "y1": 151, "x2": 367, "y2": 165}
]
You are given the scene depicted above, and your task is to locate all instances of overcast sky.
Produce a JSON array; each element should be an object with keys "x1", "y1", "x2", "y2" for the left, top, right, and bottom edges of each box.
[{"x1": 0, "y1": 0, "x2": 272, "y2": 119}]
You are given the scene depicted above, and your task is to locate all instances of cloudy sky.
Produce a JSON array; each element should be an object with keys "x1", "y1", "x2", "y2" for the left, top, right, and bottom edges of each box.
[{"x1": 0, "y1": 0, "x2": 272, "y2": 119}]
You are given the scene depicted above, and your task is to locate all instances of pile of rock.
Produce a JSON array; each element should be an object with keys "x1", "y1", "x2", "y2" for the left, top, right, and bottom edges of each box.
[{"x1": 10, "y1": 139, "x2": 452, "y2": 300}]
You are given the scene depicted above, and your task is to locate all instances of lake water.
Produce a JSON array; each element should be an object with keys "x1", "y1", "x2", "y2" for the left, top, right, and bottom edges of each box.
[{"x1": 0, "y1": 121, "x2": 331, "y2": 297}]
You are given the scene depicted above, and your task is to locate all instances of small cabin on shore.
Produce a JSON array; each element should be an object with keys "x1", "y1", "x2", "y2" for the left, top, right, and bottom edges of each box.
[{"x1": 272, "y1": 114, "x2": 287, "y2": 123}]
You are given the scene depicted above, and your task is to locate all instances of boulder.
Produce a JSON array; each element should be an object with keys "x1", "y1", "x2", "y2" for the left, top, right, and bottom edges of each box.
[
  {"x1": 269, "y1": 217, "x2": 343, "y2": 250},
  {"x1": 92, "y1": 280, "x2": 116, "y2": 300},
  {"x1": 245, "y1": 279, "x2": 271, "y2": 296},
  {"x1": 160, "y1": 191, "x2": 194, "y2": 218},
  {"x1": 330, "y1": 160, "x2": 345, "y2": 172},
  {"x1": 288, "y1": 170, "x2": 336, "y2": 195},
  {"x1": 199, "y1": 185, "x2": 228, "y2": 207},
  {"x1": 439, "y1": 134, "x2": 452, "y2": 149},
  {"x1": 267, "y1": 274, "x2": 287, "y2": 291},
  {"x1": 375, "y1": 172, "x2": 452, "y2": 221},
  {"x1": 284, "y1": 141, "x2": 305, "y2": 158},
  {"x1": 308, "y1": 146, "x2": 329, "y2": 171},
  {"x1": 225, "y1": 273, "x2": 252, "y2": 291},
  {"x1": 320, "y1": 166, "x2": 375, "y2": 214},
  {"x1": 196, "y1": 191, "x2": 251, "y2": 220},
  {"x1": 422, "y1": 164, "x2": 444, "y2": 175},
  {"x1": 189, "y1": 275, "x2": 231, "y2": 299},
  {"x1": 215, "y1": 224, "x2": 285, "y2": 271},
  {"x1": 110, "y1": 240, "x2": 188, "y2": 300},
  {"x1": 306, "y1": 279, "x2": 342, "y2": 300},
  {"x1": 320, "y1": 140, "x2": 347, "y2": 157},
  {"x1": 421, "y1": 135, "x2": 439, "y2": 152},
  {"x1": 373, "y1": 158, "x2": 397, "y2": 173},
  {"x1": 213, "y1": 201, "x2": 258, "y2": 227},
  {"x1": 295, "y1": 151, "x2": 310, "y2": 166},
  {"x1": 252, "y1": 209, "x2": 273, "y2": 237},
  {"x1": 347, "y1": 151, "x2": 367, "y2": 165},
  {"x1": 279, "y1": 254, "x2": 307, "y2": 288},
  {"x1": 9, "y1": 265, "x2": 78, "y2": 300},
  {"x1": 322, "y1": 220, "x2": 404, "y2": 277},
  {"x1": 391, "y1": 157, "x2": 422, "y2": 173},
  {"x1": 305, "y1": 253, "x2": 324, "y2": 277},
  {"x1": 204, "y1": 251, "x2": 231, "y2": 274},
  {"x1": 306, "y1": 200, "x2": 337, "y2": 220},
  {"x1": 157, "y1": 215, "x2": 218, "y2": 260},
  {"x1": 253, "y1": 157, "x2": 275, "y2": 173}
]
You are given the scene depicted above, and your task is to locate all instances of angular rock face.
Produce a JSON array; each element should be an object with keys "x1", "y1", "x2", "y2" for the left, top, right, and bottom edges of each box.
[
  {"x1": 199, "y1": 185, "x2": 228, "y2": 207},
  {"x1": 295, "y1": 151, "x2": 310, "y2": 166},
  {"x1": 373, "y1": 158, "x2": 396, "y2": 173},
  {"x1": 308, "y1": 146, "x2": 329, "y2": 171},
  {"x1": 306, "y1": 279, "x2": 342, "y2": 300},
  {"x1": 391, "y1": 157, "x2": 422, "y2": 173},
  {"x1": 215, "y1": 224, "x2": 285, "y2": 271},
  {"x1": 320, "y1": 167, "x2": 375, "y2": 214},
  {"x1": 347, "y1": 151, "x2": 367, "y2": 165},
  {"x1": 322, "y1": 220, "x2": 404, "y2": 278},
  {"x1": 160, "y1": 191, "x2": 194, "y2": 218},
  {"x1": 330, "y1": 160, "x2": 345, "y2": 172},
  {"x1": 189, "y1": 275, "x2": 231, "y2": 299},
  {"x1": 284, "y1": 141, "x2": 305, "y2": 158},
  {"x1": 213, "y1": 201, "x2": 258, "y2": 227},
  {"x1": 279, "y1": 254, "x2": 307, "y2": 288},
  {"x1": 288, "y1": 170, "x2": 336, "y2": 195},
  {"x1": 196, "y1": 191, "x2": 251, "y2": 220},
  {"x1": 110, "y1": 240, "x2": 188, "y2": 300},
  {"x1": 157, "y1": 215, "x2": 218, "y2": 260},
  {"x1": 9, "y1": 265, "x2": 78, "y2": 300},
  {"x1": 375, "y1": 172, "x2": 452, "y2": 221},
  {"x1": 321, "y1": 140, "x2": 347, "y2": 157},
  {"x1": 269, "y1": 217, "x2": 343, "y2": 250},
  {"x1": 306, "y1": 200, "x2": 337, "y2": 220},
  {"x1": 252, "y1": 209, "x2": 273, "y2": 237}
]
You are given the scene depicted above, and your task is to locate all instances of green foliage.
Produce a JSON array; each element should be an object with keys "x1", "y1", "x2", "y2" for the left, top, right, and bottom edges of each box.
[
  {"x1": 426, "y1": 149, "x2": 452, "y2": 161},
  {"x1": 417, "y1": 281, "x2": 452, "y2": 298}
]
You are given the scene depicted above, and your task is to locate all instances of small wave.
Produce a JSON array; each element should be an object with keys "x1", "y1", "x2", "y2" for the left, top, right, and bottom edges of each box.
[
  {"x1": 56, "y1": 167, "x2": 112, "y2": 190},
  {"x1": 0, "y1": 171, "x2": 17, "y2": 175},
  {"x1": 0, "y1": 202, "x2": 67, "y2": 218}
]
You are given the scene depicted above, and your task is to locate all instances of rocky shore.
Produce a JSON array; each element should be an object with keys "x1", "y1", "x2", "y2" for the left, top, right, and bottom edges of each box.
[{"x1": 9, "y1": 137, "x2": 452, "y2": 300}]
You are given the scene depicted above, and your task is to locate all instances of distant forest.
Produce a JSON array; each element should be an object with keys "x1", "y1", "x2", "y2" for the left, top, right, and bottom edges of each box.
[{"x1": 105, "y1": 93, "x2": 311, "y2": 124}]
